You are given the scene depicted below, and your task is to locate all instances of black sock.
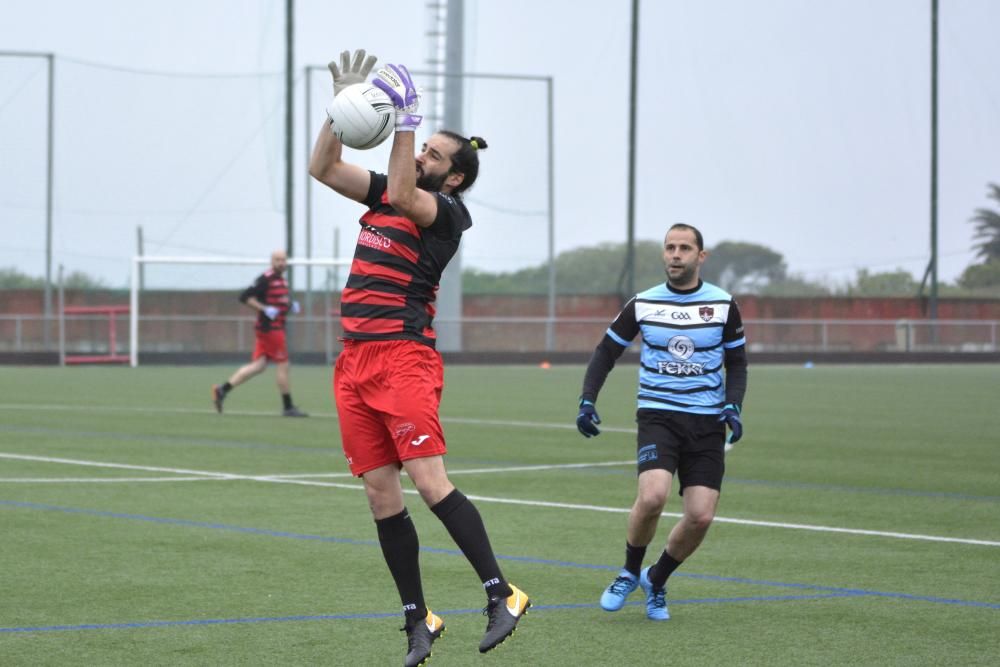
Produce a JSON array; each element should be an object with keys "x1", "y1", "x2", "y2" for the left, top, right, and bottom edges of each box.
[
  {"x1": 431, "y1": 489, "x2": 511, "y2": 600},
  {"x1": 281, "y1": 393, "x2": 293, "y2": 410},
  {"x1": 624, "y1": 542, "x2": 647, "y2": 577},
  {"x1": 221, "y1": 382, "x2": 233, "y2": 395},
  {"x1": 647, "y1": 550, "x2": 683, "y2": 588},
  {"x1": 375, "y1": 509, "x2": 426, "y2": 625}
]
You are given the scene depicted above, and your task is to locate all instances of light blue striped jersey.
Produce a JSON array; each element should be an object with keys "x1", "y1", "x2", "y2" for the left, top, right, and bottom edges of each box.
[{"x1": 606, "y1": 280, "x2": 746, "y2": 414}]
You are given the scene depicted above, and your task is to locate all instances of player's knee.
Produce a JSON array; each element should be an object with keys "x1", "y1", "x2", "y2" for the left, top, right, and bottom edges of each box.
[
  {"x1": 687, "y1": 509, "x2": 715, "y2": 533},
  {"x1": 636, "y1": 489, "x2": 668, "y2": 516},
  {"x1": 413, "y1": 477, "x2": 452, "y2": 507},
  {"x1": 366, "y1": 491, "x2": 403, "y2": 518}
]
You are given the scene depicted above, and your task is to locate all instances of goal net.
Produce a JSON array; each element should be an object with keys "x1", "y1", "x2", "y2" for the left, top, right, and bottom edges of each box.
[{"x1": 128, "y1": 255, "x2": 351, "y2": 367}]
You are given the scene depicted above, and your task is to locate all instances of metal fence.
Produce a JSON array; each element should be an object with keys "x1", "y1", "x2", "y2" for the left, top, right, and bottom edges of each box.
[{"x1": 2, "y1": 314, "x2": 998, "y2": 361}]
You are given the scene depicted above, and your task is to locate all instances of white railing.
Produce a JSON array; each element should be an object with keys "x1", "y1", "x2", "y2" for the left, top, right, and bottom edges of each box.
[{"x1": 2, "y1": 314, "x2": 998, "y2": 360}]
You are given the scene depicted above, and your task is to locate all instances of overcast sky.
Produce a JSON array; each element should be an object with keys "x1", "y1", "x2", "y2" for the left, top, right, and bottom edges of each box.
[{"x1": 1, "y1": 0, "x2": 998, "y2": 290}]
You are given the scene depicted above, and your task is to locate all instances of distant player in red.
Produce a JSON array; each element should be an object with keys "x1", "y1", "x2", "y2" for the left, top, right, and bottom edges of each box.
[
  {"x1": 309, "y1": 49, "x2": 529, "y2": 666},
  {"x1": 212, "y1": 249, "x2": 307, "y2": 417}
]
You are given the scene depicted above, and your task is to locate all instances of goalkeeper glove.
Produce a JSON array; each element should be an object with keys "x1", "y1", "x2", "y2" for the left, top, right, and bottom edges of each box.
[
  {"x1": 718, "y1": 403, "x2": 743, "y2": 443},
  {"x1": 328, "y1": 49, "x2": 378, "y2": 97},
  {"x1": 263, "y1": 305, "x2": 279, "y2": 320},
  {"x1": 576, "y1": 399, "x2": 602, "y2": 438},
  {"x1": 372, "y1": 64, "x2": 422, "y2": 131},
  {"x1": 290, "y1": 300, "x2": 301, "y2": 315}
]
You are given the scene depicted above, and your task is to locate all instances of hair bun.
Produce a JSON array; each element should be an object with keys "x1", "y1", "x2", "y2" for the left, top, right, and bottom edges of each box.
[{"x1": 468, "y1": 136, "x2": 488, "y2": 151}]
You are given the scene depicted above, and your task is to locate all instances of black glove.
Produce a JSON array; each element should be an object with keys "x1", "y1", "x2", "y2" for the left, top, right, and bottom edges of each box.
[
  {"x1": 576, "y1": 399, "x2": 602, "y2": 438},
  {"x1": 718, "y1": 403, "x2": 743, "y2": 444}
]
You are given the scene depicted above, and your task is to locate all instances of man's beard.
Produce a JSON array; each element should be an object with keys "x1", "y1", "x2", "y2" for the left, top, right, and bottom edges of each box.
[
  {"x1": 666, "y1": 263, "x2": 696, "y2": 287},
  {"x1": 417, "y1": 169, "x2": 448, "y2": 192}
]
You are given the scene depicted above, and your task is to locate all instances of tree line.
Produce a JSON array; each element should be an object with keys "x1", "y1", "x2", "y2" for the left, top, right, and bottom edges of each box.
[{"x1": 464, "y1": 182, "x2": 1000, "y2": 297}]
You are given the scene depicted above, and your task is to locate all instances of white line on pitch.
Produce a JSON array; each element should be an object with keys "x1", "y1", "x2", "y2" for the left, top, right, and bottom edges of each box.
[
  {"x1": 0, "y1": 477, "x2": 218, "y2": 483},
  {"x1": 273, "y1": 460, "x2": 635, "y2": 479},
  {"x1": 3, "y1": 452, "x2": 998, "y2": 548},
  {"x1": 0, "y1": 402, "x2": 635, "y2": 433}
]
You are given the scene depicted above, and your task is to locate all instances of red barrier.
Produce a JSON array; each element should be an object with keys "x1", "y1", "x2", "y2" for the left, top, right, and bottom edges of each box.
[{"x1": 64, "y1": 305, "x2": 130, "y2": 365}]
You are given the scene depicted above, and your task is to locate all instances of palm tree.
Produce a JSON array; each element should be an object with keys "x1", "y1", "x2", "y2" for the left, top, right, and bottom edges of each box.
[{"x1": 971, "y1": 183, "x2": 1000, "y2": 262}]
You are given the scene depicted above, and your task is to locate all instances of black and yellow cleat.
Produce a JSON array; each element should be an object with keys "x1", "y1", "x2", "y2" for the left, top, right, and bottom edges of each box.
[
  {"x1": 403, "y1": 610, "x2": 444, "y2": 667},
  {"x1": 479, "y1": 584, "x2": 530, "y2": 653}
]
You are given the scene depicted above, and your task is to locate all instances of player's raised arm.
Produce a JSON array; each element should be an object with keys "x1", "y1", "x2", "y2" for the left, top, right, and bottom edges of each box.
[
  {"x1": 373, "y1": 64, "x2": 441, "y2": 228},
  {"x1": 308, "y1": 49, "x2": 376, "y2": 203}
]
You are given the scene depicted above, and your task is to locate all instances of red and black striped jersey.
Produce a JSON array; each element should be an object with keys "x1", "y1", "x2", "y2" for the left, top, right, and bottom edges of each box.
[
  {"x1": 340, "y1": 172, "x2": 472, "y2": 348},
  {"x1": 239, "y1": 269, "x2": 290, "y2": 332}
]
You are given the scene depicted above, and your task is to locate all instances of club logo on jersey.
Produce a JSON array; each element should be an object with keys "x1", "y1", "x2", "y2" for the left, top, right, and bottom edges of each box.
[
  {"x1": 666, "y1": 335, "x2": 695, "y2": 360},
  {"x1": 699, "y1": 306, "x2": 715, "y2": 322}
]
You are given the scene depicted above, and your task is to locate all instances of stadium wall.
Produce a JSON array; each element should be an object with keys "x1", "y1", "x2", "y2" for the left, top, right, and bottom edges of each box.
[
  {"x1": 5, "y1": 290, "x2": 998, "y2": 320},
  {"x1": 2, "y1": 290, "x2": 999, "y2": 364}
]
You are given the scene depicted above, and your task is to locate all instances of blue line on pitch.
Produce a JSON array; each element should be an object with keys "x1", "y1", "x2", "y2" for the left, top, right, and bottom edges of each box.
[
  {"x1": 4, "y1": 498, "x2": 999, "y2": 614},
  {"x1": 0, "y1": 593, "x2": 873, "y2": 634}
]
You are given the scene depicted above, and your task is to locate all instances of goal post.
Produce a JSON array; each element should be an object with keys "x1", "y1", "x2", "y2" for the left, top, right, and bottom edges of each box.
[{"x1": 129, "y1": 255, "x2": 352, "y2": 367}]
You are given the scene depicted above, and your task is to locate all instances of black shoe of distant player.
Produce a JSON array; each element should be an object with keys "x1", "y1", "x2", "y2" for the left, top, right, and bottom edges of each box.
[
  {"x1": 282, "y1": 406, "x2": 308, "y2": 417},
  {"x1": 403, "y1": 610, "x2": 445, "y2": 667},
  {"x1": 211, "y1": 385, "x2": 225, "y2": 414},
  {"x1": 479, "y1": 584, "x2": 530, "y2": 653}
]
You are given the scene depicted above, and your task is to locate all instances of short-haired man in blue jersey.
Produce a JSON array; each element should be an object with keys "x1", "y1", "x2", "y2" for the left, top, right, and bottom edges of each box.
[{"x1": 576, "y1": 223, "x2": 748, "y2": 621}]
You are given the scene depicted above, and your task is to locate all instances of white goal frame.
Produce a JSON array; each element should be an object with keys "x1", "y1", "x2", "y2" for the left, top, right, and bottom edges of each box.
[{"x1": 129, "y1": 255, "x2": 352, "y2": 367}]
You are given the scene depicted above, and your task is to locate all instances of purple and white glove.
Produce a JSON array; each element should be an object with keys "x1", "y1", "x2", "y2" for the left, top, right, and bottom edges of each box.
[{"x1": 372, "y1": 64, "x2": 422, "y2": 132}]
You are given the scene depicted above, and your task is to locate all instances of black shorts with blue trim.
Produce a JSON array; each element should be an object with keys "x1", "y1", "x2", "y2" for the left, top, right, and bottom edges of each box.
[{"x1": 635, "y1": 408, "x2": 726, "y2": 494}]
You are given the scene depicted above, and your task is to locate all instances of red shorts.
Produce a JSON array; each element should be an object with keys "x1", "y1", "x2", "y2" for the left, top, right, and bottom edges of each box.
[
  {"x1": 253, "y1": 329, "x2": 288, "y2": 362},
  {"x1": 334, "y1": 339, "x2": 447, "y2": 476}
]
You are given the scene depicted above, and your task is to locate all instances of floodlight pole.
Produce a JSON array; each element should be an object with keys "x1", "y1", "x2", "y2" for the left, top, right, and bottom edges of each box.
[
  {"x1": 304, "y1": 65, "x2": 314, "y2": 350},
  {"x1": 45, "y1": 53, "x2": 55, "y2": 345},
  {"x1": 623, "y1": 0, "x2": 640, "y2": 302},
  {"x1": 284, "y1": 0, "x2": 295, "y2": 274},
  {"x1": 929, "y1": 0, "x2": 939, "y2": 325},
  {"x1": 545, "y1": 76, "x2": 556, "y2": 351}
]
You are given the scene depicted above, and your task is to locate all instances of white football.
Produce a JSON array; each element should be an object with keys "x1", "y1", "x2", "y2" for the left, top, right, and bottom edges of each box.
[{"x1": 327, "y1": 83, "x2": 395, "y2": 150}]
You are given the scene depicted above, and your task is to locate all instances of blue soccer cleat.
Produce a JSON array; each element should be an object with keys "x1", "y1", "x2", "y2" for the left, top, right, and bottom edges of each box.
[
  {"x1": 639, "y1": 566, "x2": 670, "y2": 621},
  {"x1": 600, "y1": 570, "x2": 639, "y2": 611}
]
